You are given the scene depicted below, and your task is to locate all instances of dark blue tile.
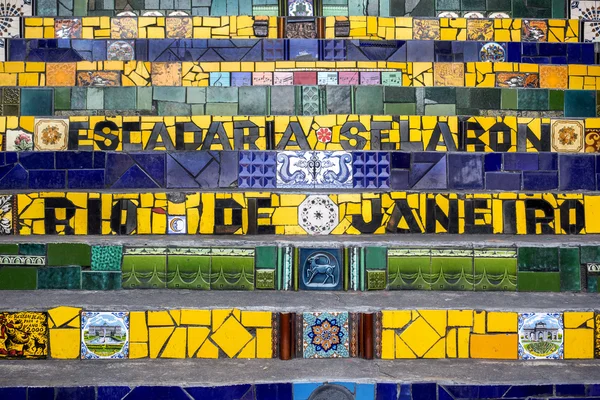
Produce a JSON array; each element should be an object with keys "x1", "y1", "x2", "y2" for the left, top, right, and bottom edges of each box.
[
  {"x1": 219, "y1": 151, "x2": 239, "y2": 188},
  {"x1": 484, "y1": 153, "x2": 502, "y2": 172},
  {"x1": 94, "y1": 152, "x2": 106, "y2": 168},
  {"x1": 503, "y1": 385, "x2": 553, "y2": 397},
  {"x1": 110, "y1": 165, "x2": 160, "y2": 189},
  {"x1": 559, "y1": 154, "x2": 596, "y2": 191},
  {"x1": 97, "y1": 386, "x2": 132, "y2": 400},
  {"x1": 555, "y1": 384, "x2": 586, "y2": 396},
  {"x1": 376, "y1": 383, "x2": 397, "y2": 400},
  {"x1": 19, "y1": 152, "x2": 54, "y2": 170},
  {"x1": 539, "y1": 42, "x2": 566, "y2": 56},
  {"x1": 390, "y1": 169, "x2": 410, "y2": 189},
  {"x1": 550, "y1": 398, "x2": 600, "y2": 400},
  {"x1": 590, "y1": 385, "x2": 600, "y2": 396},
  {"x1": 486, "y1": 172, "x2": 521, "y2": 190},
  {"x1": 92, "y1": 40, "x2": 107, "y2": 61},
  {"x1": 442, "y1": 385, "x2": 480, "y2": 399},
  {"x1": 129, "y1": 153, "x2": 165, "y2": 187},
  {"x1": 506, "y1": 42, "x2": 521, "y2": 62},
  {"x1": 478, "y1": 385, "x2": 511, "y2": 398},
  {"x1": 565, "y1": 90, "x2": 596, "y2": 118},
  {"x1": 413, "y1": 152, "x2": 444, "y2": 163},
  {"x1": 503, "y1": 153, "x2": 538, "y2": 171},
  {"x1": 6, "y1": 152, "x2": 17, "y2": 164},
  {"x1": 29, "y1": 170, "x2": 66, "y2": 189},
  {"x1": 407, "y1": 40, "x2": 433, "y2": 62},
  {"x1": 448, "y1": 153, "x2": 484, "y2": 190},
  {"x1": 68, "y1": 169, "x2": 105, "y2": 189},
  {"x1": 539, "y1": 153, "x2": 558, "y2": 170},
  {"x1": 411, "y1": 383, "x2": 436, "y2": 400},
  {"x1": 0, "y1": 164, "x2": 28, "y2": 189},
  {"x1": 124, "y1": 386, "x2": 190, "y2": 400},
  {"x1": 581, "y1": 44, "x2": 596, "y2": 64},
  {"x1": 523, "y1": 171, "x2": 558, "y2": 190},
  {"x1": 550, "y1": 56, "x2": 566, "y2": 64},
  {"x1": 438, "y1": 387, "x2": 454, "y2": 400},
  {"x1": 522, "y1": 42, "x2": 538, "y2": 56},
  {"x1": 567, "y1": 43, "x2": 582, "y2": 63},
  {"x1": 105, "y1": 153, "x2": 134, "y2": 186},
  {"x1": 56, "y1": 387, "x2": 96, "y2": 400},
  {"x1": 461, "y1": 41, "x2": 479, "y2": 62},
  {"x1": 0, "y1": 388, "x2": 26, "y2": 399},
  {"x1": 28, "y1": 387, "x2": 54, "y2": 400},
  {"x1": 186, "y1": 385, "x2": 253, "y2": 400},
  {"x1": 256, "y1": 383, "x2": 293, "y2": 400},
  {"x1": 410, "y1": 154, "x2": 447, "y2": 189},
  {"x1": 8, "y1": 40, "x2": 26, "y2": 61},
  {"x1": 391, "y1": 152, "x2": 410, "y2": 169},
  {"x1": 56, "y1": 151, "x2": 94, "y2": 169}
]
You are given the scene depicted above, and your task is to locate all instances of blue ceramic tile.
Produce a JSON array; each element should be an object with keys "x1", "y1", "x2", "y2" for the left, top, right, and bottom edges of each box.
[
  {"x1": 238, "y1": 151, "x2": 276, "y2": 189},
  {"x1": 438, "y1": 387, "x2": 454, "y2": 400},
  {"x1": 486, "y1": 172, "x2": 521, "y2": 190},
  {"x1": 0, "y1": 388, "x2": 26, "y2": 400},
  {"x1": 94, "y1": 152, "x2": 106, "y2": 168},
  {"x1": 503, "y1": 385, "x2": 553, "y2": 397},
  {"x1": 522, "y1": 171, "x2": 558, "y2": 190},
  {"x1": 56, "y1": 387, "x2": 96, "y2": 400},
  {"x1": 129, "y1": 153, "x2": 165, "y2": 187},
  {"x1": 105, "y1": 153, "x2": 134, "y2": 186},
  {"x1": 555, "y1": 384, "x2": 586, "y2": 396},
  {"x1": 322, "y1": 40, "x2": 347, "y2": 61},
  {"x1": 298, "y1": 248, "x2": 344, "y2": 291},
  {"x1": 8, "y1": 40, "x2": 26, "y2": 61},
  {"x1": 293, "y1": 383, "x2": 321, "y2": 400},
  {"x1": 352, "y1": 151, "x2": 390, "y2": 189},
  {"x1": 124, "y1": 386, "x2": 190, "y2": 400},
  {"x1": 97, "y1": 386, "x2": 132, "y2": 400},
  {"x1": 355, "y1": 384, "x2": 375, "y2": 400},
  {"x1": 29, "y1": 170, "x2": 66, "y2": 189},
  {"x1": 19, "y1": 152, "x2": 54, "y2": 170},
  {"x1": 522, "y1": 42, "x2": 538, "y2": 56},
  {"x1": 478, "y1": 385, "x2": 511, "y2": 398},
  {"x1": 289, "y1": 39, "x2": 318, "y2": 60},
  {"x1": 590, "y1": 385, "x2": 600, "y2": 395},
  {"x1": 68, "y1": 169, "x2": 105, "y2": 189},
  {"x1": 410, "y1": 153, "x2": 447, "y2": 189},
  {"x1": 390, "y1": 152, "x2": 410, "y2": 169},
  {"x1": 411, "y1": 383, "x2": 436, "y2": 400},
  {"x1": 110, "y1": 165, "x2": 160, "y2": 189},
  {"x1": 539, "y1": 153, "x2": 558, "y2": 170},
  {"x1": 505, "y1": 43, "x2": 521, "y2": 62},
  {"x1": 0, "y1": 164, "x2": 28, "y2": 189},
  {"x1": 559, "y1": 154, "x2": 596, "y2": 191},
  {"x1": 376, "y1": 383, "x2": 397, "y2": 400},
  {"x1": 407, "y1": 40, "x2": 434, "y2": 62},
  {"x1": 6, "y1": 152, "x2": 17, "y2": 164},
  {"x1": 565, "y1": 90, "x2": 596, "y2": 118},
  {"x1": 56, "y1": 151, "x2": 94, "y2": 169},
  {"x1": 28, "y1": 387, "x2": 54, "y2": 400},
  {"x1": 186, "y1": 385, "x2": 253, "y2": 400},
  {"x1": 484, "y1": 153, "x2": 502, "y2": 172},
  {"x1": 390, "y1": 169, "x2": 410, "y2": 190},
  {"x1": 256, "y1": 383, "x2": 293, "y2": 400},
  {"x1": 504, "y1": 153, "x2": 538, "y2": 171},
  {"x1": 447, "y1": 153, "x2": 483, "y2": 190}
]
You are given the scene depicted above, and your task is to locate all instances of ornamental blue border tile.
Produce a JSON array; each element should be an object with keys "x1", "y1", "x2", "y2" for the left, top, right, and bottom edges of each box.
[{"x1": 302, "y1": 312, "x2": 349, "y2": 359}]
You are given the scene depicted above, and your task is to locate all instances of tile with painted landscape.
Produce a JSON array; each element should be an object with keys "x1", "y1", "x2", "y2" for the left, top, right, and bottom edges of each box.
[
  {"x1": 302, "y1": 312, "x2": 349, "y2": 358},
  {"x1": 81, "y1": 311, "x2": 129, "y2": 359},
  {"x1": 518, "y1": 312, "x2": 563, "y2": 360},
  {"x1": 0, "y1": 311, "x2": 47, "y2": 359}
]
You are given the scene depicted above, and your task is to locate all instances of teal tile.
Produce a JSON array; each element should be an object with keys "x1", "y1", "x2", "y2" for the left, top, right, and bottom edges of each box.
[
  {"x1": 518, "y1": 247, "x2": 559, "y2": 272},
  {"x1": 206, "y1": 87, "x2": 238, "y2": 103},
  {"x1": 355, "y1": 86, "x2": 383, "y2": 114},
  {"x1": 436, "y1": 0, "x2": 459, "y2": 9},
  {"x1": 588, "y1": 276, "x2": 598, "y2": 293},
  {"x1": 19, "y1": 243, "x2": 46, "y2": 256},
  {"x1": 47, "y1": 244, "x2": 91, "y2": 267},
  {"x1": 518, "y1": 89, "x2": 549, "y2": 111},
  {"x1": 187, "y1": 87, "x2": 206, "y2": 104},
  {"x1": 137, "y1": 87, "x2": 153, "y2": 110},
  {"x1": 517, "y1": 272, "x2": 561, "y2": 292},
  {"x1": 91, "y1": 246, "x2": 123, "y2": 271},
  {"x1": 154, "y1": 87, "x2": 186, "y2": 102},
  {"x1": 157, "y1": 102, "x2": 191, "y2": 115},
  {"x1": 87, "y1": 88, "x2": 104, "y2": 109},
  {"x1": 365, "y1": 247, "x2": 386, "y2": 270},
  {"x1": 37, "y1": 266, "x2": 81, "y2": 289},
  {"x1": 104, "y1": 87, "x2": 137, "y2": 110},
  {"x1": 560, "y1": 247, "x2": 581, "y2": 292},
  {"x1": 82, "y1": 271, "x2": 121, "y2": 290},
  {"x1": 205, "y1": 103, "x2": 238, "y2": 115},
  {"x1": 239, "y1": 87, "x2": 267, "y2": 115},
  {"x1": 581, "y1": 246, "x2": 600, "y2": 263},
  {"x1": 0, "y1": 267, "x2": 37, "y2": 289},
  {"x1": 256, "y1": 247, "x2": 277, "y2": 269}
]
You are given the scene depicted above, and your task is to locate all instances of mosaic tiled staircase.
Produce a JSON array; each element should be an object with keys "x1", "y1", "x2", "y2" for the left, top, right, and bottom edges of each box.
[{"x1": 3, "y1": 0, "x2": 600, "y2": 398}]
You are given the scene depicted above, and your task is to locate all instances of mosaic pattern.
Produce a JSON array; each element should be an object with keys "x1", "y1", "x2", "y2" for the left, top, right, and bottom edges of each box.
[{"x1": 302, "y1": 312, "x2": 349, "y2": 358}]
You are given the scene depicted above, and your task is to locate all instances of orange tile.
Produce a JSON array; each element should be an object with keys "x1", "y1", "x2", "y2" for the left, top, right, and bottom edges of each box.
[
  {"x1": 539, "y1": 65, "x2": 568, "y2": 89},
  {"x1": 470, "y1": 334, "x2": 517, "y2": 359},
  {"x1": 151, "y1": 62, "x2": 182, "y2": 86},
  {"x1": 46, "y1": 62, "x2": 76, "y2": 86}
]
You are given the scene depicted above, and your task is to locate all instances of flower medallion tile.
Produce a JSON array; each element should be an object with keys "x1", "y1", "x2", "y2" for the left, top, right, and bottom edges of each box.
[
  {"x1": 33, "y1": 118, "x2": 69, "y2": 151},
  {"x1": 0, "y1": 312, "x2": 47, "y2": 359},
  {"x1": 551, "y1": 120, "x2": 584, "y2": 153},
  {"x1": 81, "y1": 312, "x2": 129, "y2": 359},
  {"x1": 5, "y1": 129, "x2": 33, "y2": 151},
  {"x1": 316, "y1": 127, "x2": 332, "y2": 144},
  {"x1": 480, "y1": 43, "x2": 505, "y2": 62},
  {"x1": 298, "y1": 248, "x2": 343, "y2": 291},
  {"x1": 518, "y1": 313, "x2": 563, "y2": 360},
  {"x1": 303, "y1": 312, "x2": 349, "y2": 358},
  {"x1": 571, "y1": 1, "x2": 600, "y2": 19},
  {"x1": 298, "y1": 195, "x2": 339, "y2": 235}
]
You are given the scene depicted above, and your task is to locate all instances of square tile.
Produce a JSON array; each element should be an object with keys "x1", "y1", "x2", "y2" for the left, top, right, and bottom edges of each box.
[
  {"x1": 360, "y1": 72, "x2": 380, "y2": 85},
  {"x1": 586, "y1": 129, "x2": 600, "y2": 152},
  {"x1": 302, "y1": 312, "x2": 349, "y2": 358},
  {"x1": 107, "y1": 40, "x2": 135, "y2": 61},
  {"x1": 238, "y1": 151, "x2": 277, "y2": 189},
  {"x1": 151, "y1": 62, "x2": 181, "y2": 86},
  {"x1": 367, "y1": 270, "x2": 386, "y2": 290},
  {"x1": 210, "y1": 248, "x2": 255, "y2": 290},
  {"x1": 166, "y1": 250, "x2": 210, "y2": 290},
  {"x1": 167, "y1": 216, "x2": 187, "y2": 234},
  {"x1": 273, "y1": 72, "x2": 294, "y2": 85},
  {"x1": 298, "y1": 248, "x2": 343, "y2": 291},
  {"x1": 256, "y1": 269, "x2": 276, "y2": 289},
  {"x1": 413, "y1": 19, "x2": 440, "y2": 40},
  {"x1": 121, "y1": 249, "x2": 167, "y2": 289},
  {"x1": 466, "y1": 19, "x2": 493, "y2": 40},
  {"x1": 111, "y1": 17, "x2": 138, "y2": 39},
  {"x1": 81, "y1": 312, "x2": 129, "y2": 359},
  {"x1": 551, "y1": 120, "x2": 584, "y2": 152},
  {"x1": 381, "y1": 72, "x2": 402, "y2": 86},
  {"x1": 518, "y1": 313, "x2": 563, "y2": 359},
  {"x1": 539, "y1": 65, "x2": 568, "y2": 89},
  {"x1": 434, "y1": 63, "x2": 465, "y2": 87},
  {"x1": 298, "y1": 195, "x2": 339, "y2": 235},
  {"x1": 276, "y1": 151, "x2": 314, "y2": 189},
  {"x1": 338, "y1": 71, "x2": 359, "y2": 85},
  {"x1": 46, "y1": 63, "x2": 76, "y2": 86},
  {"x1": 166, "y1": 16, "x2": 192, "y2": 38},
  {"x1": 430, "y1": 249, "x2": 474, "y2": 291},
  {"x1": 209, "y1": 72, "x2": 230, "y2": 87},
  {"x1": 570, "y1": 1, "x2": 600, "y2": 19},
  {"x1": 54, "y1": 19, "x2": 82, "y2": 38},
  {"x1": 522, "y1": 20, "x2": 548, "y2": 42},
  {"x1": 352, "y1": 151, "x2": 390, "y2": 189},
  {"x1": 5, "y1": 129, "x2": 33, "y2": 151},
  {"x1": 288, "y1": 0, "x2": 314, "y2": 16},
  {"x1": 387, "y1": 248, "x2": 431, "y2": 290},
  {"x1": 91, "y1": 246, "x2": 123, "y2": 271},
  {"x1": 0, "y1": 312, "x2": 47, "y2": 359},
  {"x1": 231, "y1": 72, "x2": 252, "y2": 86},
  {"x1": 314, "y1": 151, "x2": 353, "y2": 189},
  {"x1": 473, "y1": 248, "x2": 517, "y2": 291},
  {"x1": 33, "y1": 118, "x2": 69, "y2": 151}
]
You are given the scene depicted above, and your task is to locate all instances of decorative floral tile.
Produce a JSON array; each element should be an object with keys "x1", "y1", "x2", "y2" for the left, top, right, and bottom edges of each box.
[
  {"x1": 585, "y1": 129, "x2": 600, "y2": 152},
  {"x1": 571, "y1": 1, "x2": 600, "y2": 20},
  {"x1": 276, "y1": 151, "x2": 314, "y2": 189},
  {"x1": 0, "y1": 312, "x2": 47, "y2": 359},
  {"x1": 0, "y1": 195, "x2": 12, "y2": 235},
  {"x1": 583, "y1": 21, "x2": 600, "y2": 42},
  {"x1": 413, "y1": 19, "x2": 440, "y2": 40},
  {"x1": 434, "y1": 63, "x2": 464, "y2": 87},
  {"x1": 151, "y1": 62, "x2": 182, "y2": 86},
  {"x1": 77, "y1": 71, "x2": 121, "y2": 87},
  {"x1": 107, "y1": 40, "x2": 135, "y2": 61},
  {"x1": 303, "y1": 312, "x2": 348, "y2": 358},
  {"x1": 54, "y1": 18, "x2": 81, "y2": 38},
  {"x1": 5, "y1": 129, "x2": 33, "y2": 151},
  {"x1": 298, "y1": 195, "x2": 339, "y2": 235},
  {"x1": 298, "y1": 248, "x2": 343, "y2": 291},
  {"x1": 111, "y1": 17, "x2": 138, "y2": 39},
  {"x1": 521, "y1": 19, "x2": 548, "y2": 42},
  {"x1": 81, "y1": 312, "x2": 129, "y2": 359},
  {"x1": 33, "y1": 118, "x2": 69, "y2": 151},
  {"x1": 496, "y1": 72, "x2": 539, "y2": 88},
  {"x1": 551, "y1": 120, "x2": 584, "y2": 153},
  {"x1": 314, "y1": 151, "x2": 353, "y2": 189},
  {"x1": 1, "y1": 0, "x2": 32, "y2": 17},
  {"x1": 166, "y1": 16, "x2": 192, "y2": 38},
  {"x1": 489, "y1": 12, "x2": 510, "y2": 18},
  {"x1": 45, "y1": 62, "x2": 76, "y2": 86},
  {"x1": 467, "y1": 19, "x2": 493, "y2": 40},
  {"x1": 518, "y1": 313, "x2": 563, "y2": 360},
  {"x1": 539, "y1": 65, "x2": 568, "y2": 89}
]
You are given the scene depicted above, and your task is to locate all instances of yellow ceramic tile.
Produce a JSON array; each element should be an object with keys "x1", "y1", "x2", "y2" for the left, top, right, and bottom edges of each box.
[
  {"x1": 423, "y1": 338, "x2": 445, "y2": 358},
  {"x1": 395, "y1": 334, "x2": 417, "y2": 358},
  {"x1": 241, "y1": 311, "x2": 271, "y2": 328},
  {"x1": 399, "y1": 317, "x2": 441, "y2": 357},
  {"x1": 564, "y1": 311, "x2": 594, "y2": 328},
  {"x1": 418, "y1": 310, "x2": 447, "y2": 336},
  {"x1": 149, "y1": 326, "x2": 175, "y2": 358},
  {"x1": 187, "y1": 326, "x2": 210, "y2": 357},
  {"x1": 457, "y1": 327, "x2": 470, "y2": 358},
  {"x1": 49, "y1": 329, "x2": 79, "y2": 359},
  {"x1": 382, "y1": 310, "x2": 411, "y2": 329},
  {"x1": 147, "y1": 311, "x2": 174, "y2": 326},
  {"x1": 130, "y1": 311, "x2": 148, "y2": 342},
  {"x1": 212, "y1": 309, "x2": 233, "y2": 331},
  {"x1": 196, "y1": 339, "x2": 219, "y2": 358},
  {"x1": 487, "y1": 312, "x2": 517, "y2": 332},
  {"x1": 256, "y1": 328, "x2": 272, "y2": 358},
  {"x1": 48, "y1": 306, "x2": 81, "y2": 328},
  {"x1": 381, "y1": 329, "x2": 395, "y2": 359},
  {"x1": 448, "y1": 310, "x2": 473, "y2": 326},
  {"x1": 210, "y1": 315, "x2": 253, "y2": 358},
  {"x1": 564, "y1": 329, "x2": 594, "y2": 359},
  {"x1": 129, "y1": 342, "x2": 148, "y2": 359},
  {"x1": 470, "y1": 334, "x2": 517, "y2": 359},
  {"x1": 161, "y1": 327, "x2": 187, "y2": 358},
  {"x1": 446, "y1": 328, "x2": 457, "y2": 358},
  {"x1": 180, "y1": 309, "x2": 211, "y2": 326}
]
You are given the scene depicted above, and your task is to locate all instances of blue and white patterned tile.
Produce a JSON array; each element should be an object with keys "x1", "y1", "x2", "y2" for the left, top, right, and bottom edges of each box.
[
  {"x1": 276, "y1": 151, "x2": 313, "y2": 189},
  {"x1": 518, "y1": 312, "x2": 563, "y2": 360},
  {"x1": 314, "y1": 151, "x2": 353, "y2": 189},
  {"x1": 302, "y1": 312, "x2": 349, "y2": 358},
  {"x1": 81, "y1": 311, "x2": 129, "y2": 360}
]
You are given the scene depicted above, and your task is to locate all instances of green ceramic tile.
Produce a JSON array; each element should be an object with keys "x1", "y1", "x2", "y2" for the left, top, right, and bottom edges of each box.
[
  {"x1": 0, "y1": 267, "x2": 37, "y2": 289},
  {"x1": 425, "y1": 104, "x2": 456, "y2": 116},
  {"x1": 518, "y1": 247, "x2": 559, "y2": 272},
  {"x1": 388, "y1": 249, "x2": 431, "y2": 290},
  {"x1": 425, "y1": 87, "x2": 456, "y2": 104},
  {"x1": 256, "y1": 247, "x2": 277, "y2": 269},
  {"x1": 187, "y1": 87, "x2": 206, "y2": 104},
  {"x1": 121, "y1": 254, "x2": 167, "y2": 289},
  {"x1": 54, "y1": 88, "x2": 71, "y2": 111},
  {"x1": 551, "y1": 0, "x2": 565, "y2": 17},
  {"x1": 385, "y1": 103, "x2": 416, "y2": 115},
  {"x1": 91, "y1": 246, "x2": 123, "y2": 271},
  {"x1": 157, "y1": 102, "x2": 191, "y2": 116},
  {"x1": 501, "y1": 89, "x2": 517, "y2": 110},
  {"x1": 431, "y1": 255, "x2": 473, "y2": 291},
  {"x1": 47, "y1": 244, "x2": 90, "y2": 267},
  {"x1": 560, "y1": 247, "x2": 581, "y2": 292},
  {"x1": 137, "y1": 87, "x2": 153, "y2": 110},
  {"x1": 461, "y1": 0, "x2": 485, "y2": 8},
  {"x1": 19, "y1": 243, "x2": 45, "y2": 256},
  {"x1": 167, "y1": 255, "x2": 210, "y2": 290},
  {"x1": 82, "y1": 271, "x2": 121, "y2": 290},
  {"x1": 211, "y1": 255, "x2": 254, "y2": 290},
  {"x1": 457, "y1": 88, "x2": 501, "y2": 110},
  {"x1": 518, "y1": 89, "x2": 549, "y2": 111},
  {"x1": 104, "y1": 87, "x2": 137, "y2": 110},
  {"x1": 206, "y1": 87, "x2": 238, "y2": 103},
  {"x1": 367, "y1": 270, "x2": 386, "y2": 290},
  {"x1": 384, "y1": 87, "x2": 416, "y2": 103},
  {"x1": 355, "y1": 86, "x2": 383, "y2": 114},
  {"x1": 587, "y1": 276, "x2": 598, "y2": 293},
  {"x1": 204, "y1": 103, "x2": 238, "y2": 115},
  {"x1": 580, "y1": 246, "x2": 600, "y2": 263},
  {"x1": 256, "y1": 269, "x2": 275, "y2": 289},
  {"x1": 0, "y1": 244, "x2": 19, "y2": 255},
  {"x1": 548, "y1": 90, "x2": 564, "y2": 111},
  {"x1": 154, "y1": 87, "x2": 186, "y2": 102},
  {"x1": 365, "y1": 247, "x2": 387, "y2": 270},
  {"x1": 73, "y1": 0, "x2": 87, "y2": 17},
  {"x1": 517, "y1": 272, "x2": 561, "y2": 292},
  {"x1": 87, "y1": 88, "x2": 104, "y2": 109},
  {"x1": 436, "y1": 0, "x2": 459, "y2": 10},
  {"x1": 486, "y1": 0, "x2": 511, "y2": 11},
  {"x1": 381, "y1": 72, "x2": 402, "y2": 86},
  {"x1": 71, "y1": 87, "x2": 86, "y2": 110},
  {"x1": 37, "y1": 266, "x2": 81, "y2": 289},
  {"x1": 474, "y1": 257, "x2": 517, "y2": 291},
  {"x1": 239, "y1": 87, "x2": 267, "y2": 115},
  {"x1": 191, "y1": 105, "x2": 205, "y2": 114}
]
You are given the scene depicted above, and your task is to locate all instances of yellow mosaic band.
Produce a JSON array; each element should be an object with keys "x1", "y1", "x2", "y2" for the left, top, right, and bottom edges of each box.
[
  {"x1": 3, "y1": 115, "x2": 599, "y2": 152},
  {"x1": 24, "y1": 17, "x2": 580, "y2": 42},
  {"x1": 11, "y1": 192, "x2": 600, "y2": 235},
  {"x1": 0, "y1": 61, "x2": 593, "y2": 88}
]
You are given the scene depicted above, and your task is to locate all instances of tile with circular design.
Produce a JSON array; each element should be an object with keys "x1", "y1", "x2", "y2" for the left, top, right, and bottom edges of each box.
[
  {"x1": 45, "y1": 63, "x2": 76, "y2": 87},
  {"x1": 540, "y1": 65, "x2": 568, "y2": 89},
  {"x1": 302, "y1": 312, "x2": 349, "y2": 358},
  {"x1": 551, "y1": 119, "x2": 584, "y2": 153},
  {"x1": 33, "y1": 118, "x2": 69, "y2": 151},
  {"x1": 111, "y1": 17, "x2": 138, "y2": 39}
]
